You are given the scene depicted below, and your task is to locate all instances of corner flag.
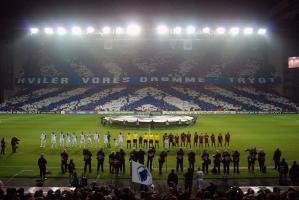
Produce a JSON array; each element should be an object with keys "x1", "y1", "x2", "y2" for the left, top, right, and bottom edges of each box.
[{"x1": 131, "y1": 160, "x2": 152, "y2": 185}]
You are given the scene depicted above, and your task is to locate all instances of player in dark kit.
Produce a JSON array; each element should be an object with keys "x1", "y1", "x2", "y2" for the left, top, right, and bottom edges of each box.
[
  {"x1": 273, "y1": 148, "x2": 282, "y2": 170},
  {"x1": 186, "y1": 132, "x2": 191, "y2": 148},
  {"x1": 211, "y1": 133, "x2": 216, "y2": 148},
  {"x1": 218, "y1": 133, "x2": 223, "y2": 147},
  {"x1": 38, "y1": 154, "x2": 47, "y2": 180},
  {"x1": 246, "y1": 147, "x2": 257, "y2": 173},
  {"x1": 119, "y1": 149, "x2": 126, "y2": 173},
  {"x1": 199, "y1": 133, "x2": 204, "y2": 148},
  {"x1": 181, "y1": 132, "x2": 186, "y2": 147},
  {"x1": 147, "y1": 147, "x2": 155, "y2": 171},
  {"x1": 188, "y1": 150, "x2": 196, "y2": 169},
  {"x1": 224, "y1": 132, "x2": 230, "y2": 147},
  {"x1": 158, "y1": 150, "x2": 167, "y2": 175},
  {"x1": 222, "y1": 150, "x2": 231, "y2": 175},
  {"x1": 0, "y1": 138, "x2": 5, "y2": 155},
  {"x1": 138, "y1": 149, "x2": 145, "y2": 165},
  {"x1": 60, "y1": 149, "x2": 69, "y2": 174},
  {"x1": 175, "y1": 134, "x2": 179, "y2": 147},
  {"x1": 96, "y1": 148, "x2": 105, "y2": 173},
  {"x1": 138, "y1": 134, "x2": 143, "y2": 148},
  {"x1": 193, "y1": 132, "x2": 198, "y2": 147},
  {"x1": 201, "y1": 150, "x2": 210, "y2": 173},
  {"x1": 204, "y1": 133, "x2": 209, "y2": 147},
  {"x1": 83, "y1": 149, "x2": 92, "y2": 173},
  {"x1": 232, "y1": 150, "x2": 240, "y2": 173},
  {"x1": 176, "y1": 148, "x2": 184, "y2": 172},
  {"x1": 258, "y1": 150, "x2": 266, "y2": 172},
  {"x1": 169, "y1": 133, "x2": 175, "y2": 148},
  {"x1": 213, "y1": 151, "x2": 221, "y2": 174}
]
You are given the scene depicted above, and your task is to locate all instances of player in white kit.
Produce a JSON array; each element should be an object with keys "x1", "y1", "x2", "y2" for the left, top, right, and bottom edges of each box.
[
  {"x1": 119, "y1": 132, "x2": 124, "y2": 147},
  {"x1": 51, "y1": 132, "x2": 57, "y2": 148},
  {"x1": 94, "y1": 132, "x2": 100, "y2": 147},
  {"x1": 66, "y1": 133, "x2": 71, "y2": 147},
  {"x1": 60, "y1": 132, "x2": 65, "y2": 147},
  {"x1": 87, "y1": 132, "x2": 92, "y2": 148},
  {"x1": 103, "y1": 133, "x2": 108, "y2": 148},
  {"x1": 40, "y1": 132, "x2": 46, "y2": 148},
  {"x1": 80, "y1": 132, "x2": 85, "y2": 148},
  {"x1": 72, "y1": 133, "x2": 77, "y2": 147}
]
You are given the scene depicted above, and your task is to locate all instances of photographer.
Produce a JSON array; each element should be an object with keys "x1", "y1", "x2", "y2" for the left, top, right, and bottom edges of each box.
[
  {"x1": 201, "y1": 150, "x2": 210, "y2": 173},
  {"x1": 83, "y1": 149, "x2": 92, "y2": 173},
  {"x1": 246, "y1": 147, "x2": 257, "y2": 173},
  {"x1": 158, "y1": 150, "x2": 168, "y2": 175},
  {"x1": 212, "y1": 151, "x2": 221, "y2": 174}
]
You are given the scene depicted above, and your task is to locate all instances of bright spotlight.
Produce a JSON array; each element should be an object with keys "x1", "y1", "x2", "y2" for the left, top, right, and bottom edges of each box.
[
  {"x1": 186, "y1": 26, "x2": 196, "y2": 34},
  {"x1": 72, "y1": 26, "x2": 82, "y2": 35},
  {"x1": 229, "y1": 27, "x2": 239, "y2": 36},
  {"x1": 173, "y1": 26, "x2": 182, "y2": 35},
  {"x1": 202, "y1": 27, "x2": 210, "y2": 34},
  {"x1": 157, "y1": 25, "x2": 169, "y2": 35},
  {"x1": 86, "y1": 26, "x2": 95, "y2": 34},
  {"x1": 44, "y1": 27, "x2": 54, "y2": 35},
  {"x1": 115, "y1": 27, "x2": 124, "y2": 35},
  {"x1": 57, "y1": 27, "x2": 67, "y2": 35},
  {"x1": 243, "y1": 27, "x2": 253, "y2": 35},
  {"x1": 258, "y1": 28, "x2": 267, "y2": 35},
  {"x1": 30, "y1": 27, "x2": 39, "y2": 34},
  {"x1": 216, "y1": 27, "x2": 226, "y2": 34},
  {"x1": 126, "y1": 24, "x2": 141, "y2": 36},
  {"x1": 102, "y1": 26, "x2": 111, "y2": 35}
]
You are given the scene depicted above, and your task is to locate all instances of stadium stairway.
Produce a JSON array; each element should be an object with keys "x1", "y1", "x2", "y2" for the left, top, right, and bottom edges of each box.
[
  {"x1": 121, "y1": 96, "x2": 178, "y2": 111},
  {"x1": 192, "y1": 87, "x2": 261, "y2": 111},
  {"x1": 79, "y1": 87, "x2": 139, "y2": 111},
  {"x1": 158, "y1": 86, "x2": 217, "y2": 110}
]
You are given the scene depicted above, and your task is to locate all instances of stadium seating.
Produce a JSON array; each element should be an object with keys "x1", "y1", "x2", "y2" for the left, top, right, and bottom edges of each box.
[{"x1": 0, "y1": 85, "x2": 297, "y2": 113}]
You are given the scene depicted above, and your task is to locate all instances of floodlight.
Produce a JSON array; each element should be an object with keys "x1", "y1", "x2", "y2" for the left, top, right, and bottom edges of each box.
[
  {"x1": 257, "y1": 28, "x2": 267, "y2": 35},
  {"x1": 229, "y1": 27, "x2": 239, "y2": 36},
  {"x1": 157, "y1": 25, "x2": 169, "y2": 35},
  {"x1": 102, "y1": 26, "x2": 111, "y2": 35},
  {"x1": 186, "y1": 26, "x2": 196, "y2": 34},
  {"x1": 216, "y1": 27, "x2": 226, "y2": 34},
  {"x1": 202, "y1": 27, "x2": 210, "y2": 34},
  {"x1": 86, "y1": 26, "x2": 95, "y2": 34},
  {"x1": 30, "y1": 27, "x2": 39, "y2": 34},
  {"x1": 57, "y1": 27, "x2": 67, "y2": 35},
  {"x1": 173, "y1": 26, "x2": 182, "y2": 35},
  {"x1": 115, "y1": 27, "x2": 124, "y2": 35},
  {"x1": 44, "y1": 27, "x2": 54, "y2": 35},
  {"x1": 243, "y1": 27, "x2": 253, "y2": 35},
  {"x1": 126, "y1": 24, "x2": 141, "y2": 36},
  {"x1": 72, "y1": 26, "x2": 82, "y2": 35}
]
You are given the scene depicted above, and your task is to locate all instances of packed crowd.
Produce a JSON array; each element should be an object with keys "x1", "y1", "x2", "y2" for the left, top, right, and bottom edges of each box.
[{"x1": 1, "y1": 182, "x2": 299, "y2": 200}]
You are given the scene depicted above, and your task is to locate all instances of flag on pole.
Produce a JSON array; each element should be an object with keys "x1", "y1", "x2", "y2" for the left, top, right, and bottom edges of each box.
[{"x1": 131, "y1": 160, "x2": 152, "y2": 185}]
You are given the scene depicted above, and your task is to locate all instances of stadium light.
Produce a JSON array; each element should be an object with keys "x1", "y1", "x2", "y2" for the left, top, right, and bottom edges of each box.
[
  {"x1": 202, "y1": 27, "x2": 210, "y2": 34},
  {"x1": 173, "y1": 26, "x2": 182, "y2": 35},
  {"x1": 102, "y1": 26, "x2": 111, "y2": 35},
  {"x1": 115, "y1": 27, "x2": 124, "y2": 35},
  {"x1": 216, "y1": 27, "x2": 226, "y2": 34},
  {"x1": 243, "y1": 27, "x2": 253, "y2": 35},
  {"x1": 186, "y1": 26, "x2": 196, "y2": 34},
  {"x1": 71, "y1": 26, "x2": 82, "y2": 35},
  {"x1": 257, "y1": 28, "x2": 267, "y2": 35},
  {"x1": 229, "y1": 27, "x2": 239, "y2": 36},
  {"x1": 30, "y1": 27, "x2": 39, "y2": 34},
  {"x1": 126, "y1": 24, "x2": 141, "y2": 36},
  {"x1": 86, "y1": 26, "x2": 95, "y2": 34},
  {"x1": 44, "y1": 27, "x2": 54, "y2": 35},
  {"x1": 157, "y1": 25, "x2": 169, "y2": 35},
  {"x1": 56, "y1": 27, "x2": 67, "y2": 35}
]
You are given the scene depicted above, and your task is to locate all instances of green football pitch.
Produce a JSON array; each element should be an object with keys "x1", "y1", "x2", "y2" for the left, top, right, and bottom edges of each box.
[{"x1": 0, "y1": 114, "x2": 298, "y2": 180}]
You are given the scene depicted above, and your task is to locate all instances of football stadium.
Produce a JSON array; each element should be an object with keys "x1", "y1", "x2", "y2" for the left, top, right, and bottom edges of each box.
[{"x1": 0, "y1": 1, "x2": 299, "y2": 199}]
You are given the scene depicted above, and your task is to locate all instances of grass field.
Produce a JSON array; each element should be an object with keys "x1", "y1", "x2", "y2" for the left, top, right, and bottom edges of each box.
[{"x1": 0, "y1": 114, "x2": 298, "y2": 180}]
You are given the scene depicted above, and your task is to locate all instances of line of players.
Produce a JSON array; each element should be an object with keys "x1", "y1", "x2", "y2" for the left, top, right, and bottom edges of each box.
[{"x1": 40, "y1": 131, "x2": 231, "y2": 149}]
